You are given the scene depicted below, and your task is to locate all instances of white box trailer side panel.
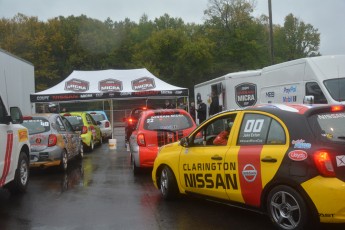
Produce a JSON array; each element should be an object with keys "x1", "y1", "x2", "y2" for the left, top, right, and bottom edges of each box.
[
  {"x1": 224, "y1": 70, "x2": 261, "y2": 109},
  {"x1": 0, "y1": 49, "x2": 35, "y2": 114}
]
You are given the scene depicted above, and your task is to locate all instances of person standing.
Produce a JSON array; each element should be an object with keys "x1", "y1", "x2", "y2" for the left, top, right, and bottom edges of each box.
[
  {"x1": 164, "y1": 100, "x2": 175, "y2": 109},
  {"x1": 196, "y1": 99, "x2": 207, "y2": 124},
  {"x1": 209, "y1": 91, "x2": 220, "y2": 116},
  {"x1": 189, "y1": 101, "x2": 196, "y2": 122}
]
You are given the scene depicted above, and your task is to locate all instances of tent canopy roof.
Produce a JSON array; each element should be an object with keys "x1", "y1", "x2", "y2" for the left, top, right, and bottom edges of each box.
[{"x1": 30, "y1": 68, "x2": 188, "y2": 103}]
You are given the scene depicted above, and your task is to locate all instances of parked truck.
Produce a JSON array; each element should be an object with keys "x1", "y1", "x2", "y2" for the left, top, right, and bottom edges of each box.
[
  {"x1": 0, "y1": 48, "x2": 35, "y2": 115},
  {"x1": 194, "y1": 55, "x2": 345, "y2": 122},
  {"x1": 1, "y1": 49, "x2": 32, "y2": 193}
]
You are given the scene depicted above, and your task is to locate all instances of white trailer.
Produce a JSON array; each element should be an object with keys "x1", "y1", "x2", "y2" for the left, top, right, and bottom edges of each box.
[
  {"x1": 194, "y1": 70, "x2": 261, "y2": 120},
  {"x1": 0, "y1": 48, "x2": 35, "y2": 115},
  {"x1": 195, "y1": 55, "x2": 345, "y2": 117}
]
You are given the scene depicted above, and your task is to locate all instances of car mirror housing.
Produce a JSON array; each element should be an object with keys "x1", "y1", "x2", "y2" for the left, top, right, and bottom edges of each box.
[
  {"x1": 180, "y1": 137, "x2": 189, "y2": 147},
  {"x1": 9, "y1": 107, "x2": 23, "y2": 124}
]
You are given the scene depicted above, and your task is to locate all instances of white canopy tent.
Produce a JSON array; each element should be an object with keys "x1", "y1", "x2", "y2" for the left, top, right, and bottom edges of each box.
[{"x1": 30, "y1": 68, "x2": 189, "y2": 138}]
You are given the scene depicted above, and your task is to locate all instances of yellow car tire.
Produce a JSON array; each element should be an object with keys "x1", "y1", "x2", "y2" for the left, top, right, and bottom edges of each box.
[{"x1": 160, "y1": 166, "x2": 179, "y2": 200}]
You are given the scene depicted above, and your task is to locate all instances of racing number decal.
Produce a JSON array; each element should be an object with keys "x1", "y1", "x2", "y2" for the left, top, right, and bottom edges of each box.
[
  {"x1": 243, "y1": 119, "x2": 264, "y2": 133},
  {"x1": 0, "y1": 131, "x2": 14, "y2": 186}
]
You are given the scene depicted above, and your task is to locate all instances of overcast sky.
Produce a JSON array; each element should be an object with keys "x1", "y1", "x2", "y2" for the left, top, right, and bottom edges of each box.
[{"x1": 0, "y1": 0, "x2": 344, "y2": 56}]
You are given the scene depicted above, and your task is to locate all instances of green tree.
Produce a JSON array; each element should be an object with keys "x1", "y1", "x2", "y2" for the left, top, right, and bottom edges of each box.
[
  {"x1": 203, "y1": 0, "x2": 268, "y2": 76},
  {"x1": 274, "y1": 13, "x2": 320, "y2": 61}
]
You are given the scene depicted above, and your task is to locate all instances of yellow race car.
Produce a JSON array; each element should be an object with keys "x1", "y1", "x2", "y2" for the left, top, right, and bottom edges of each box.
[
  {"x1": 152, "y1": 104, "x2": 345, "y2": 230},
  {"x1": 62, "y1": 112, "x2": 102, "y2": 152}
]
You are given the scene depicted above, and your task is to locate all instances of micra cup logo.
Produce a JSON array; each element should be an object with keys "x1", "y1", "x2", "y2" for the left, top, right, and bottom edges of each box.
[
  {"x1": 99, "y1": 79, "x2": 123, "y2": 92},
  {"x1": 131, "y1": 77, "x2": 155, "y2": 91},
  {"x1": 65, "y1": 78, "x2": 89, "y2": 92},
  {"x1": 288, "y1": 150, "x2": 308, "y2": 161}
]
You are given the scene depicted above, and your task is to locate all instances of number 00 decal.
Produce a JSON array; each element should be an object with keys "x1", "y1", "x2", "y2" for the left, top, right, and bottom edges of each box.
[{"x1": 244, "y1": 119, "x2": 264, "y2": 133}]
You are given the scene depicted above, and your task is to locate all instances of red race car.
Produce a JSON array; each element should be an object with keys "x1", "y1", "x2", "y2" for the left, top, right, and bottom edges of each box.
[{"x1": 129, "y1": 108, "x2": 196, "y2": 174}]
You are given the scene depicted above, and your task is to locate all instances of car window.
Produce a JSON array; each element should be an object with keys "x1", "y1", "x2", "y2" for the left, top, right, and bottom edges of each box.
[
  {"x1": 90, "y1": 113, "x2": 105, "y2": 122},
  {"x1": 64, "y1": 116, "x2": 83, "y2": 126},
  {"x1": 22, "y1": 118, "x2": 50, "y2": 134},
  {"x1": 86, "y1": 114, "x2": 97, "y2": 125},
  {"x1": 61, "y1": 116, "x2": 74, "y2": 132},
  {"x1": 144, "y1": 113, "x2": 193, "y2": 131},
  {"x1": 190, "y1": 114, "x2": 236, "y2": 146},
  {"x1": 238, "y1": 113, "x2": 285, "y2": 145},
  {"x1": 306, "y1": 82, "x2": 327, "y2": 104},
  {"x1": 56, "y1": 116, "x2": 66, "y2": 131},
  {"x1": 310, "y1": 111, "x2": 345, "y2": 142}
]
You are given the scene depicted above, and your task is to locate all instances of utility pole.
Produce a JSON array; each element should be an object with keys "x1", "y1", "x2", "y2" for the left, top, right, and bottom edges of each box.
[{"x1": 268, "y1": 0, "x2": 275, "y2": 64}]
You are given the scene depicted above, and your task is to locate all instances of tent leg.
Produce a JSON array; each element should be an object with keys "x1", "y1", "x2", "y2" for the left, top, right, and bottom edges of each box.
[{"x1": 110, "y1": 99, "x2": 114, "y2": 139}]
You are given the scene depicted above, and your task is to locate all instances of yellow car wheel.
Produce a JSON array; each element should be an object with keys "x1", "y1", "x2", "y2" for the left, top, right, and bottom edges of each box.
[
  {"x1": 267, "y1": 185, "x2": 315, "y2": 229},
  {"x1": 160, "y1": 166, "x2": 179, "y2": 200}
]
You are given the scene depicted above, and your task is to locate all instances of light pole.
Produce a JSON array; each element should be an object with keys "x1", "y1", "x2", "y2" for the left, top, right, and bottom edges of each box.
[{"x1": 268, "y1": 0, "x2": 275, "y2": 64}]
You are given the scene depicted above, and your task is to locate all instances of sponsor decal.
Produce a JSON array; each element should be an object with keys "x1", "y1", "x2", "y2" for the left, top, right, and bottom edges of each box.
[
  {"x1": 319, "y1": 213, "x2": 335, "y2": 218},
  {"x1": 182, "y1": 162, "x2": 238, "y2": 189},
  {"x1": 99, "y1": 79, "x2": 123, "y2": 92},
  {"x1": 65, "y1": 78, "x2": 89, "y2": 92},
  {"x1": 318, "y1": 113, "x2": 345, "y2": 119},
  {"x1": 133, "y1": 91, "x2": 159, "y2": 96},
  {"x1": 336, "y1": 155, "x2": 345, "y2": 167},
  {"x1": 283, "y1": 86, "x2": 297, "y2": 94},
  {"x1": 36, "y1": 96, "x2": 50, "y2": 101},
  {"x1": 283, "y1": 96, "x2": 297, "y2": 102},
  {"x1": 0, "y1": 131, "x2": 14, "y2": 187},
  {"x1": 131, "y1": 77, "x2": 155, "y2": 91},
  {"x1": 292, "y1": 139, "x2": 311, "y2": 149},
  {"x1": 52, "y1": 94, "x2": 80, "y2": 100},
  {"x1": 235, "y1": 83, "x2": 257, "y2": 107},
  {"x1": 161, "y1": 90, "x2": 173, "y2": 94},
  {"x1": 242, "y1": 164, "x2": 257, "y2": 182},
  {"x1": 18, "y1": 129, "x2": 28, "y2": 142},
  {"x1": 80, "y1": 94, "x2": 93, "y2": 98},
  {"x1": 288, "y1": 150, "x2": 308, "y2": 161},
  {"x1": 266, "y1": 92, "x2": 275, "y2": 97}
]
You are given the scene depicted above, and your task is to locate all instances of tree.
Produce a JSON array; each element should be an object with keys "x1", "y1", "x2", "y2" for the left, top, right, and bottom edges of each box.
[
  {"x1": 203, "y1": 0, "x2": 268, "y2": 75},
  {"x1": 274, "y1": 13, "x2": 320, "y2": 61}
]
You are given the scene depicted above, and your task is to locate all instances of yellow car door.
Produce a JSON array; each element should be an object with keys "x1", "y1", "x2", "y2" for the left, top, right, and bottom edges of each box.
[{"x1": 179, "y1": 113, "x2": 238, "y2": 200}]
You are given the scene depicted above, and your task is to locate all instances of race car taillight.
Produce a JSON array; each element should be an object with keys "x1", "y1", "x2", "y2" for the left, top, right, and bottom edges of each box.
[
  {"x1": 128, "y1": 118, "x2": 134, "y2": 124},
  {"x1": 313, "y1": 151, "x2": 336, "y2": 177},
  {"x1": 48, "y1": 134, "x2": 57, "y2": 147},
  {"x1": 331, "y1": 105, "x2": 344, "y2": 112},
  {"x1": 105, "y1": 121, "x2": 110, "y2": 128},
  {"x1": 137, "y1": 133, "x2": 146, "y2": 147},
  {"x1": 81, "y1": 126, "x2": 88, "y2": 134}
]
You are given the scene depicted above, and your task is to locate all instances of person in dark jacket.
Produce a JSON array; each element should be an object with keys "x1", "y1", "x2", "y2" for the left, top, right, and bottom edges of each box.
[
  {"x1": 164, "y1": 100, "x2": 175, "y2": 109},
  {"x1": 209, "y1": 91, "x2": 220, "y2": 116},
  {"x1": 189, "y1": 102, "x2": 196, "y2": 122},
  {"x1": 196, "y1": 99, "x2": 207, "y2": 124}
]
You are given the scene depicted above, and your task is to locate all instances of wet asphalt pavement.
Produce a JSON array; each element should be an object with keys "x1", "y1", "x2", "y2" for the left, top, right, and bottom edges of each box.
[{"x1": 1, "y1": 127, "x2": 344, "y2": 230}]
